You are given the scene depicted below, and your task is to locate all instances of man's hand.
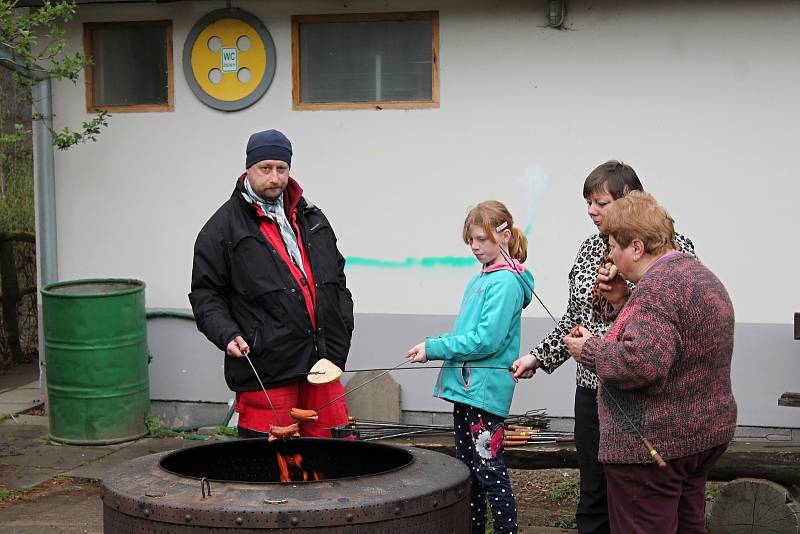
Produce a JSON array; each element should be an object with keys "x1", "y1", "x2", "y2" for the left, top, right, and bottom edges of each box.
[
  {"x1": 407, "y1": 342, "x2": 428, "y2": 364},
  {"x1": 597, "y1": 262, "x2": 629, "y2": 309},
  {"x1": 226, "y1": 335, "x2": 249, "y2": 358},
  {"x1": 563, "y1": 326, "x2": 592, "y2": 363},
  {"x1": 511, "y1": 353, "x2": 539, "y2": 382}
]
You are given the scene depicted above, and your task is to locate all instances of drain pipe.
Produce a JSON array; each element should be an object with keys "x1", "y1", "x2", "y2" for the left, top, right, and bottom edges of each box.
[
  {"x1": 0, "y1": 49, "x2": 58, "y2": 285},
  {"x1": 31, "y1": 79, "x2": 57, "y2": 285}
]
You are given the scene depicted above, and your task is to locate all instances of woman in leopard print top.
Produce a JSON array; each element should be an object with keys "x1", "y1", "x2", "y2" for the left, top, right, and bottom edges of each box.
[{"x1": 513, "y1": 161, "x2": 695, "y2": 534}]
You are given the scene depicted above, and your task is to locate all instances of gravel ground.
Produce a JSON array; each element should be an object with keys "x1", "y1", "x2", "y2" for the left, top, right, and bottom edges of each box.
[{"x1": 511, "y1": 468, "x2": 580, "y2": 530}]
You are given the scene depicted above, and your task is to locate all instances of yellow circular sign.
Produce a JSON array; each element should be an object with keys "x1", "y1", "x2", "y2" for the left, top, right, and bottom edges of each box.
[
  {"x1": 183, "y1": 9, "x2": 276, "y2": 111},
  {"x1": 191, "y1": 18, "x2": 266, "y2": 101}
]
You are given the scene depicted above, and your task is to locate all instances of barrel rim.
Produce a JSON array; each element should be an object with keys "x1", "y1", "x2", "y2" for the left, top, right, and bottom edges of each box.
[{"x1": 41, "y1": 278, "x2": 146, "y2": 298}]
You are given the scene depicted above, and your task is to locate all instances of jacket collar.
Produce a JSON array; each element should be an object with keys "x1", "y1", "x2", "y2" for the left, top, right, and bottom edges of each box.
[
  {"x1": 483, "y1": 258, "x2": 526, "y2": 274},
  {"x1": 235, "y1": 173, "x2": 305, "y2": 214}
]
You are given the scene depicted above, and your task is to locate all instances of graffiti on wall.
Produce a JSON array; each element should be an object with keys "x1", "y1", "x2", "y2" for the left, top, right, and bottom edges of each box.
[{"x1": 345, "y1": 166, "x2": 550, "y2": 269}]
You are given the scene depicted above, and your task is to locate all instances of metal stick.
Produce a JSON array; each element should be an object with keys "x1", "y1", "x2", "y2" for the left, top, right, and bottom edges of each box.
[
  {"x1": 362, "y1": 428, "x2": 444, "y2": 441},
  {"x1": 497, "y1": 246, "x2": 665, "y2": 467},
  {"x1": 304, "y1": 364, "x2": 514, "y2": 377},
  {"x1": 243, "y1": 352, "x2": 283, "y2": 427},
  {"x1": 496, "y1": 245, "x2": 565, "y2": 334},
  {"x1": 313, "y1": 358, "x2": 413, "y2": 413}
]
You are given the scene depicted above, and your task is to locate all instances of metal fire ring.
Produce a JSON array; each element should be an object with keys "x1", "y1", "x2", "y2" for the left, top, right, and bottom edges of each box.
[{"x1": 102, "y1": 441, "x2": 470, "y2": 531}]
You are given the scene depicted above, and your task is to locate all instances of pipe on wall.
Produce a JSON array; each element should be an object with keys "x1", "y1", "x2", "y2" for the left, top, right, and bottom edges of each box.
[{"x1": 32, "y1": 79, "x2": 57, "y2": 285}]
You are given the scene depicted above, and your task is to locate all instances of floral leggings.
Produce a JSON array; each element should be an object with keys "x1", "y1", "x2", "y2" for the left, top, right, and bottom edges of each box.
[{"x1": 453, "y1": 402, "x2": 518, "y2": 534}]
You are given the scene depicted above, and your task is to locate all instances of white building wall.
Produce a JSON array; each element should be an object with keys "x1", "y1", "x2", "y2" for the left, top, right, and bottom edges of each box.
[{"x1": 48, "y1": 0, "x2": 800, "y2": 426}]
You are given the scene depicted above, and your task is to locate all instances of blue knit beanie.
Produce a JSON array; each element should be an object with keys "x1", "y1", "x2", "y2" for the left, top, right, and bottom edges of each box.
[{"x1": 245, "y1": 129, "x2": 292, "y2": 169}]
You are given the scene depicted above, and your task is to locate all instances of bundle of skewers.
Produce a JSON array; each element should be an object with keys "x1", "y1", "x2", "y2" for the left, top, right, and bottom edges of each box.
[
  {"x1": 502, "y1": 408, "x2": 575, "y2": 446},
  {"x1": 330, "y1": 409, "x2": 574, "y2": 446},
  {"x1": 331, "y1": 418, "x2": 455, "y2": 441},
  {"x1": 502, "y1": 425, "x2": 574, "y2": 447},
  {"x1": 504, "y1": 409, "x2": 551, "y2": 430}
]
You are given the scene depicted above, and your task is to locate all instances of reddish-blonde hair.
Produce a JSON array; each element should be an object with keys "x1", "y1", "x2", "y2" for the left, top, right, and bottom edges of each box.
[
  {"x1": 462, "y1": 200, "x2": 528, "y2": 262},
  {"x1": 600, "y1": 191, "x2": 675, "y2": 255}
]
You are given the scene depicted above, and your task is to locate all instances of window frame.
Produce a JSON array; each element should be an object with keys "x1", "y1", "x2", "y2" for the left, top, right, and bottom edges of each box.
[
  {"x1": 83, "y1": 20, "x2": 175, "y2": 113},
  {"x1": 291, "y1": 11, "x2": 439, "y2": 111}
]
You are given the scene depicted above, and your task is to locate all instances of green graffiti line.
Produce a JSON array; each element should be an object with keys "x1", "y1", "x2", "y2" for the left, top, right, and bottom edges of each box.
[
  {"x1": 346, "y1": 166, "x2": 550, "y2": 270},
  {"x1": 346, "y1": 256, "x2": 477, "y2": 269}
]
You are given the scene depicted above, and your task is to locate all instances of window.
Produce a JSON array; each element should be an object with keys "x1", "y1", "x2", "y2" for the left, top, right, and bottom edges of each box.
[
  {"x1": 83, "y1": 21, "x2": 174, "y2": 112},
  {"x1": 292, "y1": 12, "x2": 439, "y2": 110}
]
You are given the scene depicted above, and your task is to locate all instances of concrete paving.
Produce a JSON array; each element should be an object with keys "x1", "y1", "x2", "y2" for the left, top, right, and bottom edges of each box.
[
  {"x1": 0, "y1": 363, "x2": 42, "y2": 421},
  {"x1": 0, "y1": 415, "x2": 210, "y2": 491},
  {"x1": 0, "y1": 364, "x2": 204, "y2": 492},
  {"x1": 0, "y1": 364, "x2": 215, "y2": 534}
]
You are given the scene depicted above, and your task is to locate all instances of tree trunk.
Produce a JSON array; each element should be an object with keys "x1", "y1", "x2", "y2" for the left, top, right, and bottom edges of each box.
[{"x1": 0, "y1": 232, "x2": 23, "y2": 364}]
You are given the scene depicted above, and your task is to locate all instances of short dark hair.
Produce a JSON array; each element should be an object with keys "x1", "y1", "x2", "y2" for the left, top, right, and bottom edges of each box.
[{"x1": 582, "y1": 160, "x2": 644, "y2": 200}]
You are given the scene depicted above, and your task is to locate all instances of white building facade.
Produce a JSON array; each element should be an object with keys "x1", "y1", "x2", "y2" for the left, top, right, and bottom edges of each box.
[{"x1": 42, "y1": 0, "x2": 800, "y2": 427}]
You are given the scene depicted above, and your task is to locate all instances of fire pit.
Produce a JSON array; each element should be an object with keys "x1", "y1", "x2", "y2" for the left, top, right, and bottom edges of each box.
[{"x1": 102, "y1": 438, "x2": 470, "y2": 532}]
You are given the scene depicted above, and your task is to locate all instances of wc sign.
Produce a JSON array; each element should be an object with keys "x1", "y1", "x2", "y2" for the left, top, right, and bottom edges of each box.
[{"x1": 221, "y1": 47, "x2": 238, "y2": 72}]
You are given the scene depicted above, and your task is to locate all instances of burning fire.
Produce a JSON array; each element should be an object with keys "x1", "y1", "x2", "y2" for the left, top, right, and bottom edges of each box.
[{"x1": 276, "y1": 452, "x2": 324, "y2": 482}]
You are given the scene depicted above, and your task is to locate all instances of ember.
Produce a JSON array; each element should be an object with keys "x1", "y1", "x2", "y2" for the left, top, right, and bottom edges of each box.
[{"x1": 275, "y1": 451, "x2": 324, "y2": 482}]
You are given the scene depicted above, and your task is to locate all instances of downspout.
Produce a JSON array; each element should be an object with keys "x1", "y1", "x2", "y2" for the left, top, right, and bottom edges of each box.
[{"x1": 31, "y1": 79, "x2": 57, "y2": 285}]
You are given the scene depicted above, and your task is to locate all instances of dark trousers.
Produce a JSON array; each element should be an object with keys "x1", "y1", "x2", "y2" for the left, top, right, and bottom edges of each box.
[
  {"x1": 574, "y1": 386, "x2": 611, "y2": 534},
  {"x1": 604, "y1": 443, "x2": 727, "y2": 534},
  {"x1": 453, "y1": 402, "x2": 518, "y2": 534}
]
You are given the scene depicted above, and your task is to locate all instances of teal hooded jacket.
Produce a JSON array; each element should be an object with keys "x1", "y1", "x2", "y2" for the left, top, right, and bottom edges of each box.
[{"x1": 425, "y1": 259, "x2": 534, "y2": 417}]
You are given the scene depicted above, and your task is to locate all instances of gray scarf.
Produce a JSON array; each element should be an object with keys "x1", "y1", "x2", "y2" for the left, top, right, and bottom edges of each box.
[{"x1": 242, "y1": 177, "x2": 306, "y2": 275}]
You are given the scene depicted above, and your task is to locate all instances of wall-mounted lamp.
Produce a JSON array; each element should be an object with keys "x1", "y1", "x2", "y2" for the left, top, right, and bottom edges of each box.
[{"x1": 546, "y1": 0, "x2": 566, "y2": 28}]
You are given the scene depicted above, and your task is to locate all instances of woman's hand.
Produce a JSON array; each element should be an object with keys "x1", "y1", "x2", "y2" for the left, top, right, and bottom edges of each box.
[
  {"x1": 597, "y1": 262, "x2": 629, "y2": 309},
  {"x1": 407, "y1": 342, "x2": 428, "y2": 364},
  {"x1": 511, "y1": 353, "x2": 539, "y2": 382},
  {"x1": 563, "y1": 326, "x2": 592, "y2": 362}
]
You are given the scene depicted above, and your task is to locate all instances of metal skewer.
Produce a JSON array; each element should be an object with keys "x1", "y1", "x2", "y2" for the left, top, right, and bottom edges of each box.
[
  {"x1": 496, "y1": 245, "x2": 666, "y2": 467},
  {"x1": 243, "y1": 351, "x2": 284, "y2": 427},
  {"x1": 301, "y1": 364, "x2": 514, "y2": 377},
  {"x1": 313, "y1": 358, "x2": 413, "y2": 413}
]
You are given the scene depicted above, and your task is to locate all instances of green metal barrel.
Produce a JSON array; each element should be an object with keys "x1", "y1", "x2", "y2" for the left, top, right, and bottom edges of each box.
[{"x1": 41, "y1": 279, "x2": 149, "y2": 445}]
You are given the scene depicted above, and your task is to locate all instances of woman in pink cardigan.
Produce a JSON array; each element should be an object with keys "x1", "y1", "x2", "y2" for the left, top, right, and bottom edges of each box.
[{"x1": 563, "y1": 191, "x2": 737, "y2": 534}]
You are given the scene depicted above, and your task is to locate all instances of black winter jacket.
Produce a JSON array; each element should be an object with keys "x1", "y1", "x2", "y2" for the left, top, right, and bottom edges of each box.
[{"x1": 189, "y1": 178, "x2": 354, "y2": 392}]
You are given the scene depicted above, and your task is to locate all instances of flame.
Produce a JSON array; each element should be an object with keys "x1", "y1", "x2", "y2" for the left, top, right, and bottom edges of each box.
[{"x1": 276, "y1": 452, "x2": 324, "y2": 483}]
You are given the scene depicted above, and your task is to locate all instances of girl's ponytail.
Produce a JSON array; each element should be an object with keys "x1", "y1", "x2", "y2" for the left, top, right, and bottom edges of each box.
[{"x1": 509, "y1": 227, "x2": 528, "y2": 262}]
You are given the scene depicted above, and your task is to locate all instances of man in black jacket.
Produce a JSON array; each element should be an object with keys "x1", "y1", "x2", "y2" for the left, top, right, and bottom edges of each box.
[{"x1": 189, "y1": 129, "x2": 354, "y2": 438}]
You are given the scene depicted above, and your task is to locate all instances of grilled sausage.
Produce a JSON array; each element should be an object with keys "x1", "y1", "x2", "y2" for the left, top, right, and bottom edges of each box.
[
  {"x1": 290, "y1": 408, "x2": 319, "y2": 422},
  {"x1": 268, "y1": 423, "x2": 300, "y2": 441}
]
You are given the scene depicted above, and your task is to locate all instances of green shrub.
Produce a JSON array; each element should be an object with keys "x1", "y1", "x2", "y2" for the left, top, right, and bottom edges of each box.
[{"x1": 0, "y1": 140, "x2": 33, "y2": 234}]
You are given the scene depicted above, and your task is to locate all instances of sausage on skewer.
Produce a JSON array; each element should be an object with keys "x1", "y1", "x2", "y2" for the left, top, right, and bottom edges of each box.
[
  {"x1": 268, "y1": 423, "x2": 300, "y2": 441},
  {"x1": 290, "y1": 408, "x2": 319, "y2": 422}
]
